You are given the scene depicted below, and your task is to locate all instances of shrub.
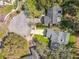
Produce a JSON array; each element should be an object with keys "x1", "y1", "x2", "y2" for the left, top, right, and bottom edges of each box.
[{"x1": 33, "y1": 34, "x2": 49, "y2": 46}]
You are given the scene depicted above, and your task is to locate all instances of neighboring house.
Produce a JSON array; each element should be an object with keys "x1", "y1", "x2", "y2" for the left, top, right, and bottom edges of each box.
[
  {"x1": 44, "y1": 29, "x2": 70, "y2": 49},
  {"x1": 21, "y1": 48, "x2": 40, "y2": 59},
  {"x1": 8, "y1": 11, "x2": 32, "y2": 37},
  {"x1": 47, "y1": 5, "x2": 62, "y2": 24},
  {"x1": 40, "y1": 5, "x2": 62, "y2": 26}
]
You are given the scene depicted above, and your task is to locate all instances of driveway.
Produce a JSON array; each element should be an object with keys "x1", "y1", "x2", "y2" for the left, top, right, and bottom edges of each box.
[{"x1": 8, "y1": 11, "x2": 31, "y2": 37}]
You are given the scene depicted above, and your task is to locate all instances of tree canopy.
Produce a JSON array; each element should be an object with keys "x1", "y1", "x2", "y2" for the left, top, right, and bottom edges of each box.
[
  {"x1": 3, "y1": 32, "x2": 29, "y2": 59},
  {"x1": 24, "y1": 0, "x2": 42, "y2": 18},
  {"x1": 24, "y1": 0, "x2": 54, "y2": 17},
  {"x1": 62, "y1": 0, "x2": 79, "y2": 16}
]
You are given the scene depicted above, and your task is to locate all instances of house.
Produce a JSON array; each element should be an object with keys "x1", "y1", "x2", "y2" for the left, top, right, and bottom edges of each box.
[
  {"x1": 40, "y1": 5, "x2": 62, "y2": 26},
  {"x1": 44, "y1": 29, "x2": 70, "y2": 49},
  {"x1": 58, "y1": 32, "x2": 70, "y2": 44},
  {"x1": 41, "y1": 16, "x2": 51, "y2": 26},
  {"x1": 8, "y1": 11, "x2": 32, "y2": 37},
  {"x1": 44, "y1": 29, "x2": 52, "y2": 38},
  {"x1": 47, "y1": 5, "x2": 62, "y2": 24}
]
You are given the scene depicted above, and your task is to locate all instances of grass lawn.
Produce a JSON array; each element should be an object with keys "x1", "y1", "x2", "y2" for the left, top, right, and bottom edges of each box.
[
  {"x1": 0, "y1": 51, "x2": 4, "y2": 59},
  {"x1": 33, "y1": 34, "x2": 49, "y2": 46},
  {"x1": 0, "y1": 5, "x2": 13, "y2": 14}
]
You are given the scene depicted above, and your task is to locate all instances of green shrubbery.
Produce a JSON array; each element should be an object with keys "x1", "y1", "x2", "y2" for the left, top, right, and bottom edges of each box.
[
  {"x1": 69, "y1": 34, "x2": 76, "y2": 44},
  {"x1": 68, "y1": 34, "x2": 76, "y2": 47},
  {"x1": 33, "y1": 34, "x2": 49, "y2": 46},
  {"x1": 25, "y1": 0, "x2": 42, "y2": 18}
]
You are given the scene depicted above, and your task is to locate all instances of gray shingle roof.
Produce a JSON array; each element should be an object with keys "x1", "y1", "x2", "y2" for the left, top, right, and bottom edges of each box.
[
  {"x1": 45, "y1": 29, "x2": 70, "y2": 45},
  {"x1": 46, "y1": 29, "x2": 52, "y2": 38},
  {"x1": 41, "y1": 16, "x2": 51, "y2": 26},
  {"x1": 50, "y1": 31, "x2": 59, "y2": 43},
  {"x1": 47, "y1": 5, "x2": 62, "y2": 24}
]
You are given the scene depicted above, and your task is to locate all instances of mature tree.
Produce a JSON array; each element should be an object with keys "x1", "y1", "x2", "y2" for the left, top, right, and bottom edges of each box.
[
  {"x1": 36, "y1": 0, "x2": 53, "y2": 15},
  {"x1": 3, "y1": 32, "x2": 29, "y2": 59},
  {"x1": 60, "y1": 19, "x2": 75, "y2": 32},
  {"x1": 60, "y1": 0, "x2": 79, "y2": 32},
  {"x1": 24, "y1": 0, "x2": 42, "y2": 18},
  {"x1": 62, "y1": 0, "x2": 79, "y2": 16}
]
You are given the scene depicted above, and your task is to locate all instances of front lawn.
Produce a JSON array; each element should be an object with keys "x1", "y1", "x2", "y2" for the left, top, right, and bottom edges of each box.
[
  {"x1": 0, "y1": 5, "x2": 13, "y2": 14},
  {"x1": 0, "y1": 52, "x2": 4, "y2": 59}
]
